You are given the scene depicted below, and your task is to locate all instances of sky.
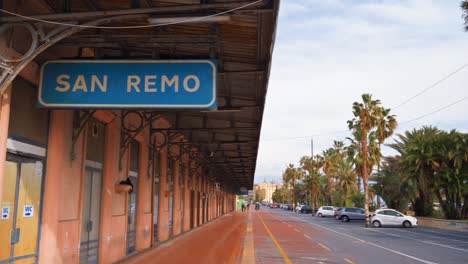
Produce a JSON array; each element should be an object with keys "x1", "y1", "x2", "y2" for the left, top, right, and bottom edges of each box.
[{"x1": 254, "y1": 0, "x2": 468, "y2": 184}]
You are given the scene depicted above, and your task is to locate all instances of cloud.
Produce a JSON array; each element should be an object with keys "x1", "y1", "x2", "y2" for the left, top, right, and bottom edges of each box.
[{"x1": 255, "y1": 0, "x2": 468, "y2": 183}]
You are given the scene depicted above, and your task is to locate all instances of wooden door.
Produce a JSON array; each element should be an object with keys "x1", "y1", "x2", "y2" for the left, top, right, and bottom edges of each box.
[{"x1": 0, "y1": 156, "x2": 43, "y2": 264}]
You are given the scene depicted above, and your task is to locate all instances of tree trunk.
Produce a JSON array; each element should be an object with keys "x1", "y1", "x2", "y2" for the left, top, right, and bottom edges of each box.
[
  {"x1": 282, "y1": 189, "x2": 285, "y2": 206},
  {"x1": 362, "y1": 123, "x2": 370, "y2": 227},
  {"x1": 435, "y1": 190, "x2": 449, "y2": 218},
  {"x1": 343, "y1": 189, "x2": 348, "y2": 207},
  {"x1": 292, "y1": 179, "x2": 296, "y2": 212},
  {"x1": 311, "y1": 168, "x2": 315, "y2": 216},
  {"x1": 462, "y1": 194, "x2": 468, "y2": 219}
]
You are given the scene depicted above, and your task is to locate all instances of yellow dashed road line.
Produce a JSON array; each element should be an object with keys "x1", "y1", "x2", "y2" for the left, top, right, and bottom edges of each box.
[
  {"x1": 344, "y1": 257, "x2": 356, "y2": 264},
  {"x1": 318, "y1": 242, "x2": 332, "y2": 252},
  {"x1": 304, "y1": 234, "x2": 312, "y2": 239},
  {"x1": 257, "y1": 213, "x2": 293, "y2": 264},
  {"x1": 294, "y1": 228, "x2": 300, "y2": 233}
]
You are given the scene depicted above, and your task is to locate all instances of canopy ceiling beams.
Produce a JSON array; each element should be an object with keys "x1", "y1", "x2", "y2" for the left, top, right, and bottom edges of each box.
[
  {"x1": 0, "y1": 1, "x2": 273, "y2": 22},
  {"x1": 0, "y1": 0, "x2": 279, "y2": 190}
]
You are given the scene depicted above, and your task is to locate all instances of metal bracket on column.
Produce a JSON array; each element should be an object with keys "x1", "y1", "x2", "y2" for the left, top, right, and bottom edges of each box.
[
  {"x1": 119, "y1": 110, "x2": 163, "y2": 170},
  {"x1": 180, "y1": 144, "x2": 191, "y2": 166},
  {"x1": 168, "y1": 140, "x2": 183, "y2": 161},
  {"x1": 71, "y1": 110, "x2": 96, "y2": 160},
  {"x1": 0, "y1": 14, "x2": 147, "y2": 96}
]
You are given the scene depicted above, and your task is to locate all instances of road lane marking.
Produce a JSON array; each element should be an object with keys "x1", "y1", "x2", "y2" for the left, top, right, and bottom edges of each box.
[
  {"x1": 302, "y1": 257, "x2": 329, "y2": 261},
  {"x1": 391, "y1": 228, "x2": 468, "y2": 243},
  {"x1": 287, "y1": 224, "x2": 292, "y2": 228},
  {"x1": 369, "y1": 228, "x2": 468, "y2": 253},
  {"x1": 318, "y1": 242, "x2": 332, "y2": 252},
  {"x1": 294, "y1": 228, "x2": 300, "y2": 232},
  {"x1": 304, "y1": 234, "x2": 312, "y2": 239},
  {"x1": 240, "y1": 212, "x2": 255, "y2": 264},
  {"x1": 417, "y1": 228, "x2": 468, "y2": 239},
  {"x1": 290, "y1": 216, "x2": 438, "y2": 264},
  {"x1": 257, "y1": 213, "x2": 293, "y2": 264},
  {"x1": 344, "y1": 258, "x2": 355, "y2": 264}
]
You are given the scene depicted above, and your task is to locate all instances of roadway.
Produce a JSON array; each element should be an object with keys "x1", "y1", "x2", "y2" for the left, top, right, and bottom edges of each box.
[{"x1": 253, "y1": 208, "x2": 468, "y2": 264}]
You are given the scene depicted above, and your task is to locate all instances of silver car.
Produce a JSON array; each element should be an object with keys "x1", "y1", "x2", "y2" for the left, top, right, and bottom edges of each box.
[{"x1": 337, "y1": 207, "x2": 365, "y2": 222}]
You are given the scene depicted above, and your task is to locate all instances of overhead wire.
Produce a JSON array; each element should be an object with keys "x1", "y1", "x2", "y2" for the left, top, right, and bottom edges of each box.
[
  {"x1": 393, "y1": 62, "x2": 468, "y2": 109},
  {"x1": 398, "y1": 95, "x2": 468, "y2": 126},
  {"x1": 0, "y1": 0, "x2": 263, "y2": 29},
  {"x1": 262, "y1": 62, "x2": 468, "y2": 142},
  {"x1": 263, "y1": 94, "x2": 468, "y2": 142}
]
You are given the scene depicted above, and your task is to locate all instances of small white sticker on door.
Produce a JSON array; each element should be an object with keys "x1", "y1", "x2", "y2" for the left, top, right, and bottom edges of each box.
[
  {"x1": 1, "y1": 206, "x2": 10, "y2": 220},
  {"x1": 23, "y1": 205, "x2": 34, "y2": 218},
  {"x1": 35, "y1": 161, "x2": 43, "y2": 177}
]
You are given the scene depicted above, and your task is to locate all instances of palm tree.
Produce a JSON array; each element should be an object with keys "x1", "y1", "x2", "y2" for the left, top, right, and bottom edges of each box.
[
  {"x1": 300, "y1": 156, "x2": 314, "y2": 208},
  {"x1": 282, "y1": 164, "x2": 303, "y2": 211},
  {"x1": 392, "y1": 127, "x2": 468, "y2": 219},
  {"x1": 390, "y1": 126, "x2": 440, "y2": 217},
  {"x1": 322, "y1": 148, "x2": 337, "y2": 205},
  {"x1": 348, "y1": 94, "x2": 396, "y2": 227},
  {"x1": 347, "y1": 130, "x2": 363, "y2": 190},
  {"x1": 335, "y1": 160, "x2": 358, "y2": 207},
  {"x1": 375, "y1": 108, "x2": 397, "y2": 206}
]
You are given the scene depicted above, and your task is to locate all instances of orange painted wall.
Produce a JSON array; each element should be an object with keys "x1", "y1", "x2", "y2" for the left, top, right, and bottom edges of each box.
[
  {"x1": 99, "y1": 116, "x2": 120, "y2": 264},
  {"x1": 172, "y1": 160, "x2": 181, "y2": 237},
  {"x1": 40, "y1": 110, "x2": 76, "y2": 263},
  {"x1": 183, "y1": 166, "x2": 190, "y2": 232},
  {"x1": 157, "y1": 149, "x2": 170, "y2": 242},
  {"x1": 17, "y1": 105, "x2": 236, "y2": 264},
  {"x1": 0, "y1": 86, "x2": 11, "y2": 207},
  {"x1": 135, "y1": 130, "x2": 152, "y2": 251}
]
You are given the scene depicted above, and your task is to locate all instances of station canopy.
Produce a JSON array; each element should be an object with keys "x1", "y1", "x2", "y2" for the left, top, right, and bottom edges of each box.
[{"x1": 0, "y1": 0, "x2": 279, "y2": 191}]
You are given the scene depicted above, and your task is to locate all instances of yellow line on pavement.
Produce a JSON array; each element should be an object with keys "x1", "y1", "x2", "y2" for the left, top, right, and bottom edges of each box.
[
  {"x1": 229, "y1": 248, "x2": 237, "y2": 264},
  {"x1": 241, "y1": 212, "x2": 256, "y2": 264},
  {"x1": 344, "y1": 258, "x2": 356, "y2": 264},
  {"x1": 294, "y1": 228, "x2": 300, "y2": 233},
  {"x1": 287, "y1": 224, "x2": 292, "y2": 227},
  {"x1": 257, "y1": 213, "x2": 293, "y2": 264},
  {"x1": 304, "y1": 234, "x2": 312, "y2": 239},
  {"x1": 318, "y1": 243, "x2": 332, "y2": 252}
]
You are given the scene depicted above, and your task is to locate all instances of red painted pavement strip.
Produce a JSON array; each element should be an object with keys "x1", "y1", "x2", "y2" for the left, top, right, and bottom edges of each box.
[
  {"x1": 252, "y1": 210, "x2": 343, "y2": 264},
  {"x1": 121, "y1": 212, "x2": 247, "y2": 264}
]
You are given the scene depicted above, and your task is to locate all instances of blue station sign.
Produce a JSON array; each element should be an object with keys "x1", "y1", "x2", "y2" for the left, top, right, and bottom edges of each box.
[{"x1": 38, "y1": 60, "x2": 217, "y2": 109}]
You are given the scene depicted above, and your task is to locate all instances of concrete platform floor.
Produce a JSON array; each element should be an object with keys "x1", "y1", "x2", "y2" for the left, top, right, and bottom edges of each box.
[
  {"x1": 121, "y1": 207, "x2": 468, "y2": 264},
  {"x1": 121, "y1": 209, "x2": 340, "y2": 264},
  {"x1": 121, "y1": 212, "x2": 247, "y2": 264}
]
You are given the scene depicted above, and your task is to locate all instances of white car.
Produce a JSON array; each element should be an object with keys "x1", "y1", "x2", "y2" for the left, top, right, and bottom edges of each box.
[
  {"x1": 296, "y1": 204, "x2": 304, "y2": 212},
  {"x1": 316, "y1": 206, "x2": 335, "y2": 217},
  {"x1": 371, "y1": 209, "x2": 418, "y2": 228}
]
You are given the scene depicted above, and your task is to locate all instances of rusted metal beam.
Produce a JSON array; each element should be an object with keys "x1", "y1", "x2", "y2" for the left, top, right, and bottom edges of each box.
[
  {"x1": 82, "y1": 0, "x2": 98, "y2": 11},
  {"x1": 152, "y1": 127, "x2": 257, "y2": 132},
  {"x1": 0, "y1": 47, "x2": 40, "y2": 85},
  {"x1": 0, "y1": 1, "x2": 267, "y2": 22},
  {"x1": 64, "y1": 35, "x2": 218, "y2": 43}
]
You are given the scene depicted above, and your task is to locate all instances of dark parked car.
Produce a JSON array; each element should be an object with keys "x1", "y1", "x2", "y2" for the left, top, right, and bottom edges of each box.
[
  {"x1": 337, "y1": 207, "x2": 365, "y2": 222},
  {"x1": 300, "y1": 205, "x2": 312, "y2": 213}
]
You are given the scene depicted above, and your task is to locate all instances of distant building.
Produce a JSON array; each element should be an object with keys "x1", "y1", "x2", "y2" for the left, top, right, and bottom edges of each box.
[{"x1": 254, "y1": 182, "x2": 282, "y2": 202}]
